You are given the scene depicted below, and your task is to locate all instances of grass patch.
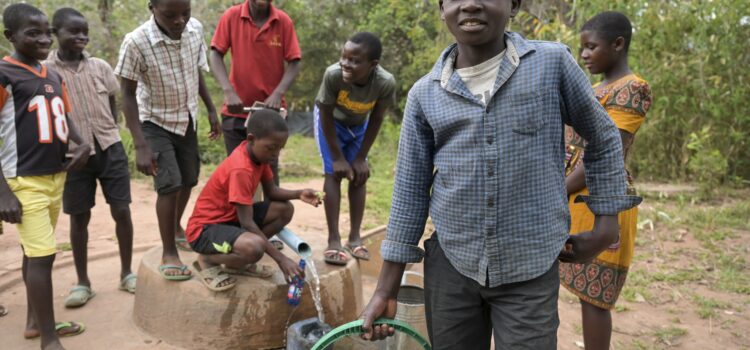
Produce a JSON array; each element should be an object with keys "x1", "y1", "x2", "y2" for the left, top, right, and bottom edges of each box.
[
  {"x1": 692, "y1": 295, "x2": 731, "y2": 319},
  {"x1": 615, "y1": 304, "x2": 631, "y2": 313},
  {"x1": 653, "y1": 326, "x2": 687, "y2": 346},
  {"x1": 279, "y1": 134, "x2": 323, "y2": 182}
]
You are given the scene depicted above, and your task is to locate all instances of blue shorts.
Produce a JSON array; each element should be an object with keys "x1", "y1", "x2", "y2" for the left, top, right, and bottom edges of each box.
[{"x1": 314, "y1": 105, "x2": 368, "y2": 175}]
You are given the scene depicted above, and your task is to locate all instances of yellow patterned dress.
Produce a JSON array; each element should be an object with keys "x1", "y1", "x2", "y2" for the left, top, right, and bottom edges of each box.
[{"x1": 559, "y1": 74, "x2": 652, "y2": 309}]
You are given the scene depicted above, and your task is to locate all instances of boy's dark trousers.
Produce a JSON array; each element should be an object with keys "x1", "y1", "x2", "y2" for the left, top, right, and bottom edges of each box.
[{"x1": 424, "y1": 234, "x2": 559, "y2": 350}]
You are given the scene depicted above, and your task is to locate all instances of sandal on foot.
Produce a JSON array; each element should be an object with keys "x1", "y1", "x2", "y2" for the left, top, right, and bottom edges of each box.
[
  {"x1": 223, "y1": 264, "x2": 274, "y2": 278},
  {"x1": 324, "y1": 249, "x2": 349, "y2": 266},
  {"x1": 0, "y1": 305, "x2": 7, "y2": 317},
  {"x1": 269, "y1": 237, "x2": 285, "y2": 250},
  {"x1": 24, "y1": 321, "x2": 86, "y2": 339},
  {"x1": 175, "y1": 236, "x2": 192, "y2": 252},
  {"x1": 345, "y1": 243, "x2": 371, "y2": 261},
  {"x1": 193, "y1": 261, "x2": 236, "y2": 292},
  {"x1": 159, "y1": 264, "x2": 192, "y2": 281},
  {"x1": 64, "y1": 285, "x2": 95, "y2": 308},
  {"x1": 118, "y1": 273, "x2": 137, "y2": 294}
]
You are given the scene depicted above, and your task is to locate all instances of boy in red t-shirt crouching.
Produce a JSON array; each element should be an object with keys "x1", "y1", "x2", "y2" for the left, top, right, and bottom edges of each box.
[{"x1": 186, "y1": 109, "x2": 320, "y2": 292}]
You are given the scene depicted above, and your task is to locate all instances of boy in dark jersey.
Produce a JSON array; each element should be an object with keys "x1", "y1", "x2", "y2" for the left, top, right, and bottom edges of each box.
[{"x1": 0, "y1": 4, "x2": 91, "y2": 350}]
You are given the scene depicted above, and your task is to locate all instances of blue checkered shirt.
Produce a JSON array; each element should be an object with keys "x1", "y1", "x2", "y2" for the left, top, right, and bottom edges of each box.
[{"x1": 381, "y1": 32, "x2": 641, "y2": 287}]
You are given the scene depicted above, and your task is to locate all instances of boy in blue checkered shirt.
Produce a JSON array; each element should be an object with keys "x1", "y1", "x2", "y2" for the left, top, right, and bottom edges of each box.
[{"x1": 361, "y1": 1, "x2": 640, "y2": 349}]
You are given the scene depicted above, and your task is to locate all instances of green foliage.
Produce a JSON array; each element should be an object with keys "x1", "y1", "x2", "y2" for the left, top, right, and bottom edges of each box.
[
  {"x1": 513, "y1": 0, "x2": 750, "y2": 183},
  {"x1": 0, "y1": 0, "x2": 747, "y2": 184}
]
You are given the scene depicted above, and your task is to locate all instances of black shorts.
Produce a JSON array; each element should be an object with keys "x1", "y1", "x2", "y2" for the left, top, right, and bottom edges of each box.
[
  {"x1": 189, "y1": 201, "x2": 270, "y2": 255},
  {"x1": 142, "y1": 120, "x2": 200, "y2": 195},
  {"x1": 63, "y1": 141, "x2": 132, "y2": 215}
]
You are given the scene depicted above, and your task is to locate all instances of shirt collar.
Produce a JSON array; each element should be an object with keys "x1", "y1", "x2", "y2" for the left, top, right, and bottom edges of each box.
[
  {"x1": 48, "y1": 50, "x2": 90, "y2": 72},
  {"x1": 433, "y1": 32, "x2": 532, "y2": 84},
  {"x1": 240, "y1": 1, "x2": 280, "y2": 24},
  {"x1": 147, "y1": 16, "x2": 196, "y2": 44}
]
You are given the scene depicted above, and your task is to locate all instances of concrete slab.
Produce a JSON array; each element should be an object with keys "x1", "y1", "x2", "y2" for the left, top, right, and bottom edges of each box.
[{"x1": 133, "y1": 247, "x2": 363, "y2": 350}]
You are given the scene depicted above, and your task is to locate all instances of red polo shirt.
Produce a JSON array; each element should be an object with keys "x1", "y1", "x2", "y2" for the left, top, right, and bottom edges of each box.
[
  {"x1": 211, "y1": 2, "x2": 302, "y2": 118},
  {"x1": 186, "y1": 141, "x2": 274, "y2": 242}
]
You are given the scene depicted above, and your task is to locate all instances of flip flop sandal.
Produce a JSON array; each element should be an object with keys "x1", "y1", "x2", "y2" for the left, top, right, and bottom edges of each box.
[
  {"x1": 24, "y1": 321, "x2": 86, "y2": 339},
  {"x1": 64, "y1": 285, "x2": 96, "y2": 308},
  {"x1": 175, "y1": 237, "x2": 192, "y2": 252},
  {"x1": 193, "y1": 261, "x2": 236, "y2": 292},
  {"x1": 118, "y1": 273, "x2": 137, "y2": 294},
  {"x1": 345, "y1": 244, "x2": 371, "y2": 261},
  {"x1": 324, "y1": 249, "x2": 349, "y2": 266},
  {"x1": 0, "y1": 305, "x2": 7, "y2": 317},
  {"x1": 56, "y1": 321, "x2": 86, "y2": 337},
  {"x1": 223, "y1": 264, "x2": 274, "y2": 278},
  {"x1": 159, "y1": 264, "x2": 192, "y2": 281}
]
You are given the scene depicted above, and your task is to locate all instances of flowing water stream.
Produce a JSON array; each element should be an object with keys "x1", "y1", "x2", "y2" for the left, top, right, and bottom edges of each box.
[{"x1": 307, "y1": 259, "x2": 325, "y2": 323}]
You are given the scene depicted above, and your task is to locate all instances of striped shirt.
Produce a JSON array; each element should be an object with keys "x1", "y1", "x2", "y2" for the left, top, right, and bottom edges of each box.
[
  {"x1": 44, "y1": 51, "x2": 120, "y2": 155},
  {"x1": 114, "y1": 17, "x2": 208, "y2": 136},
  {"x1": 381, "y1": 33, "x2": 641, "y2": 287}
]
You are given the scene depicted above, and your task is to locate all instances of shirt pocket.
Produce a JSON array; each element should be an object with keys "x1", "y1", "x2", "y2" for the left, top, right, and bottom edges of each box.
[
  {"x1": 505, "y1": 91, "x2": 548, "y2": 136},
  {"x1": 93, "y1": 77, "x2": 111, "y2": 96}
]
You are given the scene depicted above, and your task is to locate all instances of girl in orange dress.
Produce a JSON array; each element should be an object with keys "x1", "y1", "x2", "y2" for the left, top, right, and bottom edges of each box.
[{"x1": 559, "y1": 11, "x2": 653, "y2": 350}]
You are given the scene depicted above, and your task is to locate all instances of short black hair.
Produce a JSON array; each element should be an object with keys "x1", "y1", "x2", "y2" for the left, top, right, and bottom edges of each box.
[
  {"x1": 246, "y1": 109, "x2": 288, "y2": 138},
  {"x1": 581, "y1": 11, "x2": 633, "y2": 51},
  {"x1": 348, "y1": 32, "x2": 382, "y2": 61},
  {"x1": 52, "y1": 8, "x2": 85, "y2": 30},
  {"x1": 3, "y1": 3, "x2": 46, "y2": 33}
]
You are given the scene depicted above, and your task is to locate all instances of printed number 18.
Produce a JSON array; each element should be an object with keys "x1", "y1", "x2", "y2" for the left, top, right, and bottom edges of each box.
[{"x1": 28, "y1": 95, "x2": 68, "y2": 143}]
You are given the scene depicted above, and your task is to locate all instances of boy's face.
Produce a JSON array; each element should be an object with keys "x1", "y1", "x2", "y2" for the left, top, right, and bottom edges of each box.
[
  {"x1": 4, "y1": 14, "x2": 53, "y2": 61},
  {"x1": 150, "y1": 0, "x2": 191, "y2": 39},
  {"x1": 250, "y1": 0, "x2": 271, "y2": 12},
  {"x1": 439, "y1": 0, "x2": 520, "y2": 48},
  {"x1": 54, "y1": 16, "x2": 89, "y2": 54},
  {"x1": 248, "y1": 131, "x2": 288, "y2": 164},
  {"x1": 579, "y1": 30, "x2": 618, "y2": 75},
  {"x1": 339, "y1": 41, "x2": 378, "y2": 85}
]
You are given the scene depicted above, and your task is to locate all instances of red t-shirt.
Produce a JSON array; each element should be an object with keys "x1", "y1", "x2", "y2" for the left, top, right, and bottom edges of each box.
[
  {"x1": 211, "y1": 2, "x2": 302, "y2": 118},
  {"x1": 186, "y1": 141, "x2": 273, "y2": 242}
]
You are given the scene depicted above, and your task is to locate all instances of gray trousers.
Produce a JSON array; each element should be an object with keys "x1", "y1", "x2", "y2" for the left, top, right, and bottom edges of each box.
[{"x1": 424, "y1": 235, "x2": 559, "y2": 350}]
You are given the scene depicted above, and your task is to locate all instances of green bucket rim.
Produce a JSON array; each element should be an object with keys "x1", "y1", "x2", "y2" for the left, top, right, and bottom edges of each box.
[{"x1": 310, "y1": 318, "x2": 431, "y2": 350}]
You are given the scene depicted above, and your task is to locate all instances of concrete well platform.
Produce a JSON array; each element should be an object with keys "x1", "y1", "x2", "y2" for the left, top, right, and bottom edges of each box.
[{"x1": 133, "y1": 247, "x2": 363, "y2": 350}]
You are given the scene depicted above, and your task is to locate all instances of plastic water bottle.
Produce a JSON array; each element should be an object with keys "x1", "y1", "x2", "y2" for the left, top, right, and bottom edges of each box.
[{"x1": 287, "y1": 259, "x2": 306, "y2": 306}]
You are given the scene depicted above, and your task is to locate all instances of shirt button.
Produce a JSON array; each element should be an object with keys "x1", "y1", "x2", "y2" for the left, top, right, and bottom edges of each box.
[
  {"x1": 488, "y1": 197, "x2": 495, "y2": 207},
  {"x1": 488, "y1": 170, "x2": 494, "y2": 176},
  {"x1": 487, "y1": 137, "x2": 494, "y2": 145}
]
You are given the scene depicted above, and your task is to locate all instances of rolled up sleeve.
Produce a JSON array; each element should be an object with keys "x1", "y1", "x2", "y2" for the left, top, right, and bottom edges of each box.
[
  {"x1": 559, "y1": 47, "x2": 640, "y2": 215},
  {"x1": 380, "y1": 89, "x2": 433, "y2": 263}
]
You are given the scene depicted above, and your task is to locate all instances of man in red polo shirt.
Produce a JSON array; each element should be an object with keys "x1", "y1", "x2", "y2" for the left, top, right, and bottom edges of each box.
[{"x1": 209, "y1": 0, "x2": 301, "y2": 158}]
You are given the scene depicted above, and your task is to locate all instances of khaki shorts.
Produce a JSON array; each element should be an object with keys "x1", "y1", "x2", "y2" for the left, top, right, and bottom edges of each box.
[{"x1": 7, "y1": 173, "x2": 66, "y2": 257}]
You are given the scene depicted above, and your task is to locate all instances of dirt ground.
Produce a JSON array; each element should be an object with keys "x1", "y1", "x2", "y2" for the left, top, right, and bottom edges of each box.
[{"x1": 0, "y1": 179, "x2": 747, "y2": 349}]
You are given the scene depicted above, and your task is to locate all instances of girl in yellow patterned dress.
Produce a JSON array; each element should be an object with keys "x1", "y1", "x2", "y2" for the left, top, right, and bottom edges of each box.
[{"x1": 559, "y1": 11, "x2": 653, "y2": 350}]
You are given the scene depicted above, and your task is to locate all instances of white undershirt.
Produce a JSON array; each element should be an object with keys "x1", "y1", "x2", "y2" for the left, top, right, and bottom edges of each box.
[{"x1": 455, "y1": 50, "x2": 506, "y2": 105}]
